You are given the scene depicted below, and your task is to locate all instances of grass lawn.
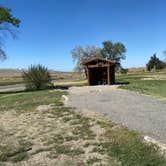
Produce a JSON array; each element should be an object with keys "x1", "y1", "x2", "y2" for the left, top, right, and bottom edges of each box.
[
  {"x1": 0, "y1": 89, "x2": 165, "y2": 165},
  {"x1": 117, "y1": 72, "x2": 166, "y2": 98}
]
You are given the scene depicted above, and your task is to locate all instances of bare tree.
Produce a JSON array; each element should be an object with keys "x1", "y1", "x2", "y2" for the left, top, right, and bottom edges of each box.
[
  {"x1": 163, "y1": 50, "x2": 166, "y2": 61},
  {"x1": 71, "y1": 45, "x2": 102, "y2": 73}
]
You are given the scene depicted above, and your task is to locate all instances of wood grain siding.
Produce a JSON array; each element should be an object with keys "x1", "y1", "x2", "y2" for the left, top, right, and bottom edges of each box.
[{"x1": 82, "y1": 57, "x2": 118, "y2": 86}]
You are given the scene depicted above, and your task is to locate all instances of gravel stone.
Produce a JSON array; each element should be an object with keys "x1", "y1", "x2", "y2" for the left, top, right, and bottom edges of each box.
[{"x1": 67, "y1": 86, "x2": 166, "y2": 144}]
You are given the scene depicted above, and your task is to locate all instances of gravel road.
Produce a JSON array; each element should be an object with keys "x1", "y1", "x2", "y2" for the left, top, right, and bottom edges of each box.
[
  {"x1": 67, "y1": 86, "x2": 166, "y2": 144},
  {"x1": 0, "y1": 84, "x2": 25, "y2": 92}
]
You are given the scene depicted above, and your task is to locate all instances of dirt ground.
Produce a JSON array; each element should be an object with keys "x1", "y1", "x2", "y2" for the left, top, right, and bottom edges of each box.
[{"x1": 0, "y1": 98, "x2": 120, "y2": 165}]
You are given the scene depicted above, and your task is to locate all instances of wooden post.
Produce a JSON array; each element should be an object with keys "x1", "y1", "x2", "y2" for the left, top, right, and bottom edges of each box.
[
  {"x1": 110, "y1": 65, "x2": 115, "y2": 84},
  {"x1": 112, "y1": 66, "x2": 115, "y2": 84},
  {"x1": 87, "y1": 68, "x2": 90, "y2": 85},
  {"x1": 107, "y1": 65, "x2": 110, "y2": 85}
]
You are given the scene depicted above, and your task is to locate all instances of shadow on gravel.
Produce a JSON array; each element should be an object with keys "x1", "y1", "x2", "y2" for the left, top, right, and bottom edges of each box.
[
  {"x1": 115, "y1": 81, "x2": 130, "y2": 85},
  {"x1": 54, "y1": 85, "x2": 70, "y2": 90},
  {"x1": 0, "y1": 85, "x2": 70, "y2": 95}
]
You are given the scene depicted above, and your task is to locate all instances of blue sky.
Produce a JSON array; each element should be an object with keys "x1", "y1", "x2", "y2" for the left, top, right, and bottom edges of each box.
[{"x1": 0, "y1": 0, "x2": 166, "y2": 71}]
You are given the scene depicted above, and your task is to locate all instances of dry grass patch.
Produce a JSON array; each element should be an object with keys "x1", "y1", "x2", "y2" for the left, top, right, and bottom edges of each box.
[{"x1": 0, "y1": 90, "x2": 165, "y2": 165}]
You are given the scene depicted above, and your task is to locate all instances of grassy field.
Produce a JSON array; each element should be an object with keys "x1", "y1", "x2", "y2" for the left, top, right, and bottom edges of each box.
[
  {"x1": 54, "y1": 71, "x2": 166, "y2": 99},
  {"x1": 1, "y1": 68, "x2": 166, "y2": 99},
  {"x1": 117, "y1": 72, "x2": 166, "y2": 98},
  {"x1": 0, "y1": 69, "x2": 85, "y2": 86},
  {"x1": 0, "y1": 89, "x2": 166, "y2": 165}
]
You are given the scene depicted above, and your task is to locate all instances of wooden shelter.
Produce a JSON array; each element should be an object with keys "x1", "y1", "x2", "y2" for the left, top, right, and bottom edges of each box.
[{"x1": 82, "y1": 57, "x2": 118, "y2": 86}]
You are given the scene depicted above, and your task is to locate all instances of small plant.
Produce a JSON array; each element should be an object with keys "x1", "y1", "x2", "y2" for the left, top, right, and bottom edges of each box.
[
  {"x1": 86, "y1": 157, "x2": 101, "y2": 165},
  {"x1": 22, "y1": 64, "x2": 52, "y2": 90},
  {"x1": 120, "y1": 68, "x2": 128, "y2": 74},
  {"x1": 54, "y1": 145, "x2": 84, "y2": 156}
]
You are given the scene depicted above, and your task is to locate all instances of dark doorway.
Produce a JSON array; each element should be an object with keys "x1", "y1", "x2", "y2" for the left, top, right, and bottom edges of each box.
[
  {"x1": 82, "y1": 57, "x2": 118, "y2": 86},
  {"x1": 89, "y1": 67, "x2": 107, "y2": 85}
]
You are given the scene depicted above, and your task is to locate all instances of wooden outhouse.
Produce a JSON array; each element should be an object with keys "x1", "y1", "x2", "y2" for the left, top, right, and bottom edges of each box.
[{"x1": 82, "y1": 57, "x2": 118, "y2": 86}]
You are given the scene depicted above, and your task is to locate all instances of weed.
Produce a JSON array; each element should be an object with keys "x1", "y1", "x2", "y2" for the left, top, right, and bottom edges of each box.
[
  {"x1": 83, "y1": 142, "x2": 90, "y2": 147},
  {"x1": 72, "y1": 125, "x2": 95, "y2": 140},
  {"x1": 46, "y1": 134, "x2": 65, "y2": 145},
  {"x1": 54, "y1": 145, "x2": 84, "y2": 156},
  {"x1": 62, "y1": 116, "x2": 73, "y2": 122},
  {"x1": 86, "y1": 157, "x2": 101, "y2": 165},
  {"x1": 0, "y1": 139, "x2": 32, "y2": 162},
  {"x1": 10, "y1": 152, "x2": 28, "y2": 162},
  {"x1": 97, "y1": 120, "x2": 115, "y2": 129}
]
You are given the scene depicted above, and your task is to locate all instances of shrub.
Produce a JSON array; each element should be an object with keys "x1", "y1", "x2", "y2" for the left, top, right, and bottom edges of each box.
[
  {"x1": 146, "y1": 54, "x2": 166, "y2": 71},
  {"x1": 22, "y1": 64, "x2": 52, "y2": 90},
  {"x1": 120, "y1": 68, "x2": 128, "y2": 74}
]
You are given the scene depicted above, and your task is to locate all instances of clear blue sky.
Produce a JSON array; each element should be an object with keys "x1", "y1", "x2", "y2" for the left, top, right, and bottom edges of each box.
[{"x1": 0, "y1": 0, "x2": 166, "y2": 71}]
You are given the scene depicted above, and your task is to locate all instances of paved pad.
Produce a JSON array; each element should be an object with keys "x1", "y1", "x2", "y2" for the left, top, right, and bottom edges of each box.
[{"x1": 67, "y1": 86, "x2": 166, "y2": 143}]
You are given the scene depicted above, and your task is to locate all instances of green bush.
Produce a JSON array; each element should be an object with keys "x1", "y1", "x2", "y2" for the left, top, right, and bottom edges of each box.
[
  {"x1": 146, "y1": 54, "x2": 166, "y2": 71},
  {"x1": 120, "y1": 68, "x2": 128, "y2": 74},
  {"x1": 22, "y1": 64, "x2": 52, "y2": 90}
]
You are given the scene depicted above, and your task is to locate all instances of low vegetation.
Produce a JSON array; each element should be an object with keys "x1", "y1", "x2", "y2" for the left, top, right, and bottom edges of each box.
[
  {"x1": 0, "y1": 89, "x2": 165, "y2": 165},
  {"x1": 0, "y1": 69, "x2": 85, "y2": 87},
  {"x1": 120, "y1": 68, "x2": 128, "y2": 74},
  {"x1": 117, "y1": 72, "x2": 166, "y2": 98},
  {"x1": 22, "y1": 64, "x2": 52, "y2": 90}
]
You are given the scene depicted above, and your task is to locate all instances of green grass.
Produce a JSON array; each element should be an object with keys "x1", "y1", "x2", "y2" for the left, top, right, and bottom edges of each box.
[
  {"x1": 86, "y1": 157, "x2": 102, "y2": 165},
  {"x1": 0, "y1": 89, "x2": 67, "y2": 112},
  {"x1": 93, "y1": 121, "x2": 166, "y2": 166},
  {"x1": 0, "y1": 138, "x2": 31, "y2": 162},
  {"x1": 54, "y1": 145, "x2": 85, "y2": 156},
  {"x1": 117, "y1": 72, "x2": 166, "y2": 98}
]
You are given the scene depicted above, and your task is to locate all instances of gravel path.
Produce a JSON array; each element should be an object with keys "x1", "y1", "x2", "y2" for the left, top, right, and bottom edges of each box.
[
  {"x1": 0, "y1": 84, "x2": 25, "y2": 92},
  {"x1": 67, "y1": 86, "x2": 166, "y2": 144}
]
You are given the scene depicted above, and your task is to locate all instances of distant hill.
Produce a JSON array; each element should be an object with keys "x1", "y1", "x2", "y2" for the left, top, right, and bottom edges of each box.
[
  {"x1": 0, "y1": 69, "x2": 72, "y2": 76},
  {"x1": 0, "y1": 69, "x2": 84, "y2": 82},
  {"x1": 0, "y1": 67, "x2": 148, "y2": 77},
  {"x1": 0, "y1": 67, "x2": 150, "y2": 83},
  {"x1": 128, "y1": 67, "x2": 146, "y2": 73},
  {"x1": 0, "y1": 69, "x2": 23, "y2": 77}
]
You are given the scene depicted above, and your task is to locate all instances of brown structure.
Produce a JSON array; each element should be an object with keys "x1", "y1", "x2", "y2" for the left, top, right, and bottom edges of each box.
[{"x1": 82, "y1": 57, "x2": 118, "y2": 86}]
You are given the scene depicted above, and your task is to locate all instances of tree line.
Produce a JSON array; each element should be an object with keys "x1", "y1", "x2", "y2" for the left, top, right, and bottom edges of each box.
[
  {"x1": 146, "y1": 53, "x2": 166, "y2": 71},
  {"x1": 71, "y1": 41, "x2": 126, "y2": 72}
]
